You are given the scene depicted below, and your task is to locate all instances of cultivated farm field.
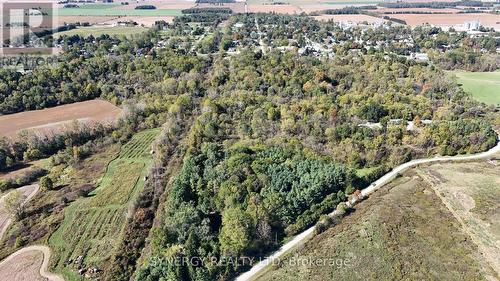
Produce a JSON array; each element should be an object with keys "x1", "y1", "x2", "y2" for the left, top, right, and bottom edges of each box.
[
  {"x1": 57, "y1": 3, "x2": 183, "y2": 17},
  {"x1": 248, "y1": 0, "x2": 381, "y2": 13},
  {"x1": 48, "y1": 129, "x2": 159, "y2": 281},
  {"x1": 0, "y1": 100, "x2": 121, "y2": 138},
  {"x1": 390, "y1": 13, "x2": 500, "y2": 30},
  {"x1": 257, "y1": 159, "x2": 500, "y2": 280},
  {"x1": 453, "y1": 71, "x2": 500, "y2": 106},
  {"x1": 53, "y1": 1, "x2": 191, "y2": 31}
]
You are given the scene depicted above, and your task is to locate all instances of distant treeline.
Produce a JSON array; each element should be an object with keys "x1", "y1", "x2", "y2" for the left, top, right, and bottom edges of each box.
[
  {"x1": 379, "y1": 1, "x2": 492, "y2": 9},
  {"x1": 5, "y1": 24, "x2": 78, "y2": 45},
  {"x1": 175, "y1": 13, "x2": 231, "y2": 23},
  {"x1": 135, "y1": 5, "x2": 156, "y2": 10},
  {"x1": 182, "y1": 7, "x2": 233, "y2": 14},
  {"x1": 457, "y1": 10, "x2": 486, "y2": 13},
  {"x1": 383, "y1": 16, "x2": 407, "y2": 25},
  {"x1": 382, "y1": 11, "x2": 453, "y2": 14},
  {"x1": 195, "y1": 0, "x2": 235, "y2": 3},
  {"x1": 322, "y1": 6, "x2": 376, "y2": 15}
]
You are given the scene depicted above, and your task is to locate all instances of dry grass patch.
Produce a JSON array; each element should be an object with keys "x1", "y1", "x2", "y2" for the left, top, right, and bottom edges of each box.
[{"x1": 417, "y1": 160, "x2": 500, "y2": 277}]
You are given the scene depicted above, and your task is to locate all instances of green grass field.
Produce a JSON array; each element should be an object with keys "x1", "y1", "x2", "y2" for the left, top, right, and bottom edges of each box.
[
  {"x1": 48, "y1": 129, "x2": 159, "y2": 281},
  {"x1": 55, "y1": 26, "x2": 149, "y2": 38},
  {"x1": 453, "y1": 71, "x2": 500, "y2": 106}
]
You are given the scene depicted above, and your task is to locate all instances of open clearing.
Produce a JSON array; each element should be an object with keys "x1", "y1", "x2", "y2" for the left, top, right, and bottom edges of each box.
[
  {"x1": 452, "y1": 71, "x2": 500, "y2": 106},
  {"x1": 257, "y1": 158, "x2": 499, "y2": 280},
  {"x1": 55, "y1": 26, "x2": 149, "y2": 38},
  {"x1": 49, "y1": 129, "x2": 159, "y2": 281},
  {"x1": 0, "y1": 100, "x2": 121, "y2": 138}
]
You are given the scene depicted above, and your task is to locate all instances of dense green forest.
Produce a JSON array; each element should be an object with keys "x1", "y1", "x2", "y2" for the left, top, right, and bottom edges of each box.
[{"x1": 0, "y1": 13, "x2": 499, "y2": 281}]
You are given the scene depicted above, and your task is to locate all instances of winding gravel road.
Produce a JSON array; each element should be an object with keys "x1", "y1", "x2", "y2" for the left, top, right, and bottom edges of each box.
[
  {"x1": 0, "y1": 184, "x2": 40, "y2": 240},
  {"x1": 0, "y1": 245, "x2": 64, "y2": 281},
  {"x1": 0, "y1": 185, "x2": 64, "y2": 280},
  {"x1": 236, "y1": 137, "x2": 500, "y2": 281}
]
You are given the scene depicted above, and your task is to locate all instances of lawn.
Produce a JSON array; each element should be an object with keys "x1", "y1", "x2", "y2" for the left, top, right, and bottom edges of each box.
[
  {"x1": 54, "y1": 26, "x2": 149, "y2": 38},
  {"x1": 452, "y1": 71, "x2": 500, "y2": 106},
  {"x1": 48, "y1": 129, "x2": 160, "y2": 281}
]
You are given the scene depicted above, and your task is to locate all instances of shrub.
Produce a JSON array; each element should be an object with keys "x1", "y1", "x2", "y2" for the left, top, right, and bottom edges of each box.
[{"x1": 40, "y1": 176, "x2": 54, "y2": 190}]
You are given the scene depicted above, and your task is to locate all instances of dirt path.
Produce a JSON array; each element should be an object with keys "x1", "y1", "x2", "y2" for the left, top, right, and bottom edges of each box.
[
  {"x1": 0, "y1": 245, "x2": 64, "y2": 281},
  {"x1": 236, "y1": 134, "x2": 500, "y2": 281},
  {"x1": 0, "y1": 184, "x2": 40, "y2": 240}
]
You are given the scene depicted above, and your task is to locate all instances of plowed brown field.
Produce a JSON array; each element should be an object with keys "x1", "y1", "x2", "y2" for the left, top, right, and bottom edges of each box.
[{"x1": 0, "y1": 100, "x2": 121, "y2": 138}]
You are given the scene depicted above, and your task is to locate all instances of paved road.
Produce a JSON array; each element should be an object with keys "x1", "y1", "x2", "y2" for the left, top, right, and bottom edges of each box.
[
  {"x1": 236, "y1": 137, "x2": 500, "y2": 281},
  {"x1": 0, "y1": 245, "x2": 64, "y2": 281}
]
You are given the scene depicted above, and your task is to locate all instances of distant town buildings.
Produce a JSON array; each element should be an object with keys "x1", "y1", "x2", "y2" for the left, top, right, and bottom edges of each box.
[{"x1": 459, "y1": 20, "x2": 481, "y2": 31}]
